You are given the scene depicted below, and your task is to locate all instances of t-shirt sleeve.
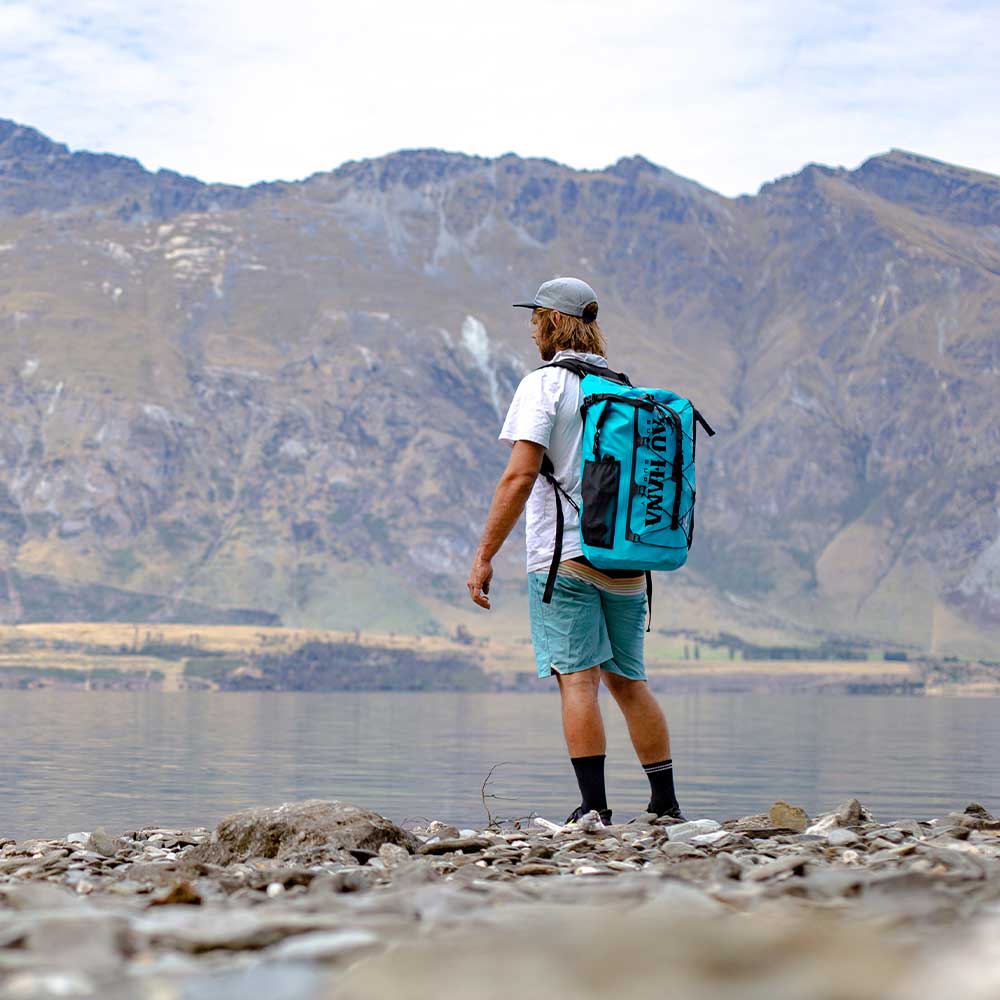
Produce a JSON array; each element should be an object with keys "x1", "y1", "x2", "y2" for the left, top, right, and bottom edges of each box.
[{"x1": 499, "y1": 370, "x2": 561, "y2": 449}]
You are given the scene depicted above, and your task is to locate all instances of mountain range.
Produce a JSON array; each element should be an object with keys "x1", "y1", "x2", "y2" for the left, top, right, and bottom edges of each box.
[{"x1": 1, "y1": 118, "x2": 998, "y2": 657}]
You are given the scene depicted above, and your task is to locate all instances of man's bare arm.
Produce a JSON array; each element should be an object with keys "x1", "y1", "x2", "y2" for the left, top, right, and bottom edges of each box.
[{"x1": 467, "y1": 440, "x2": 545, "y2": 609}]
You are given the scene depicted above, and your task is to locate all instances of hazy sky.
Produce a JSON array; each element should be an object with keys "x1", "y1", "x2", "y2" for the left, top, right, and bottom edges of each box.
[{"x1": 1, "y1": 0, "x2": 997, "y2": 196}]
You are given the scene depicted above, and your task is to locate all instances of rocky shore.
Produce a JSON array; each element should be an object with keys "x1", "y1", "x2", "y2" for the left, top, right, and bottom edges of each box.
[{"x1": 2, "y1": 798, "x2": 1000, "y2": 999}]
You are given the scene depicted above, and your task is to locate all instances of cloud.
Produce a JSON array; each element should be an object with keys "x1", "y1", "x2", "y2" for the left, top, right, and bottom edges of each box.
[{"x1": 0, "y1": 0, "x2": 997, "y2": 195}]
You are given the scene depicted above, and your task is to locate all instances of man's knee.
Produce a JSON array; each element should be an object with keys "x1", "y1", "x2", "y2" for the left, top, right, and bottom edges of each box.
[
  {"x1": 602, "y1": 671, "x2": 647, "y2": 697},
  {"x1": 557, "y1": 666, "x2": 602, "y2": 693}
]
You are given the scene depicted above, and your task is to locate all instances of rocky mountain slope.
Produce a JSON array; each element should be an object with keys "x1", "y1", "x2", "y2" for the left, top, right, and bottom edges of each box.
[{"x1": 1, "y1": 119, "x2": 997, "y2": 655}]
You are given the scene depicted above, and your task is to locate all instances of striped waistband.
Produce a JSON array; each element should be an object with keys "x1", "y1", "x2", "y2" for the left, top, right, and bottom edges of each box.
[{"x1": 556, "y1": 560, "x2": 646, "y2": 594}]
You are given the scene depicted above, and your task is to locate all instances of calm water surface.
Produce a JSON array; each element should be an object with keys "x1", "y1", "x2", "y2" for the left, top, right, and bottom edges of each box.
[{"x1": 2, "y1": 691, "x2": 998, "y2": 840}]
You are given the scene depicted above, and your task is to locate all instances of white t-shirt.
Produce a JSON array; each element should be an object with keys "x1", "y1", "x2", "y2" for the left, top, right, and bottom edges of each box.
[{"x1": 499, "y1": 350, "x2": 610, "y2": 574}]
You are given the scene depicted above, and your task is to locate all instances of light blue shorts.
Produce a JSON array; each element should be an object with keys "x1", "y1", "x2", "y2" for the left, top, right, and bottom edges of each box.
[{"x1": 527, "y1": 572, "x2": 647, "y2": 681}]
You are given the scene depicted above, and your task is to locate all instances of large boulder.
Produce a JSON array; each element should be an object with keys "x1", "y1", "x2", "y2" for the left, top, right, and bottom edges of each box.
[{"x1": 187, "y1": 801, "x2": 418, "y2": 866}]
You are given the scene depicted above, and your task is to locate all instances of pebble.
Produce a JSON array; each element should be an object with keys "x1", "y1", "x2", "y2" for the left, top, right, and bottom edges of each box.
[{"x1": 1, "y1": 798, "x2": 998, "y2": 997}]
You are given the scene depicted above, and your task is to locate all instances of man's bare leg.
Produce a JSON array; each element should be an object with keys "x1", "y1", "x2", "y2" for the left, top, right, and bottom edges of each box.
[
  {"x1": 601, "y1": 672, "x2": 669, "y2": 763},
  {"x1": 555, "y1": 667, "x2": 605, "y2": 756},
  {"x1": 601, "y1": 672, "x2": 682, "y2": 817},
  {"x1": 556, "y1": 667, "x2": 609, "y2": 818}
]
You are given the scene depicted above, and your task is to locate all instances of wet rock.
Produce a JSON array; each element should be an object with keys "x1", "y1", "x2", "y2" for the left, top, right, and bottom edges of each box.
[{"x1": 185, "y1": 800, "x2": 418, "y2": 865}]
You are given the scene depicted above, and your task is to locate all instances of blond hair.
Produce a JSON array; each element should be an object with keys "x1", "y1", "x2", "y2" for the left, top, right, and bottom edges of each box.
[{"x1": 531, "y1": 303, "x2": 606, "y2": 361}]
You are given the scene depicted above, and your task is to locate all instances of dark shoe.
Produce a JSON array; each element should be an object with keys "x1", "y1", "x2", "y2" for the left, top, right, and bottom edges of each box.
[
  {"x1": 565, "y1": 804, "x2": 613, "y2": 826},
  {"x1": 648, "y1": 802, "x2": 687, "y2": 822}
]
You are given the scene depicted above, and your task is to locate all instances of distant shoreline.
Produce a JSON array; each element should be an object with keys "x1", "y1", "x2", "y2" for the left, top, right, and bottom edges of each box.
[{"x1": 0, "y1": 622, "x2": 996, "y2": 696}]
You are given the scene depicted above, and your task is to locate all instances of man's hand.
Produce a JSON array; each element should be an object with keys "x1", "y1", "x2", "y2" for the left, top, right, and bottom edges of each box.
[{"x1": 467, "y1": 555, "x2": 493, "y2": 609}]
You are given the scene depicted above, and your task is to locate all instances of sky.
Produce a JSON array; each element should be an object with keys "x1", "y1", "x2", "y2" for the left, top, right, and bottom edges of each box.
[{"x1": 0, "y1": 0, "x2": 998, "y2": 196}]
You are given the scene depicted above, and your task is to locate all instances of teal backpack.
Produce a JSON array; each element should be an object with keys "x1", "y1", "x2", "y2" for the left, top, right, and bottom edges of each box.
[{"x1": 538, "y1": 359, "x2": 715, "y2": 618}]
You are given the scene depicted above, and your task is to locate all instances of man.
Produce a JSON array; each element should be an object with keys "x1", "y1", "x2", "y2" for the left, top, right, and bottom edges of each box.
[{"x1": 467, "y1": 277, "x2": 684, "y2": 825}]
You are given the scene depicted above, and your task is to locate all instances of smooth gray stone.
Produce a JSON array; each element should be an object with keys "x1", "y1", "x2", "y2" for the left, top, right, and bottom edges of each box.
[{"x1": 827, "y1": 829, "x2": 861, "y2": 847}]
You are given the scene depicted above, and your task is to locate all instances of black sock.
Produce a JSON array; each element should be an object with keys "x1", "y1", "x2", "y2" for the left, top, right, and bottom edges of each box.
[
  {"x1": 570, "y1": 754, "x2": 608, "y2": 813},
  {"x1": 644, "y1": 759, "x2": 678, "y2": 815}
]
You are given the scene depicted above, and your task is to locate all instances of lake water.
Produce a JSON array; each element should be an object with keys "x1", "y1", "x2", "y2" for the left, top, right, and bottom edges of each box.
[{"x1": 2, "y1": 690, "x2": 998, "y2": 840}]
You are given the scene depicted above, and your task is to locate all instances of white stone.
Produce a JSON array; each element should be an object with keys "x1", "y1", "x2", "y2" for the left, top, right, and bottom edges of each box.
[
  {"x1": 533, "y1": 818, "x2": 565, "y2": 834},
  {"x1": 667, "y1": 820, "x2": 722, "y2": 842},
  {"x1": 805, "y1": 814, "x2": 840, "y2": 836},
  {"x1": 691, "y1": 830, "x2": 732, "y2": 846}
]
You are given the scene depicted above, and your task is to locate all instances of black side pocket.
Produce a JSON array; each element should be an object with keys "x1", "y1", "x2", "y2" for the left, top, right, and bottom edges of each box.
[{"x1": 581, "y1": 456, "x2": 621, "y2": 548}]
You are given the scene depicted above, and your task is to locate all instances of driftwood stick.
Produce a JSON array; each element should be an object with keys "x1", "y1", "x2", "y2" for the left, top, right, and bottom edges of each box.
[{"x1": 480, "y1": 761, "x2": 515, "y2": 827}]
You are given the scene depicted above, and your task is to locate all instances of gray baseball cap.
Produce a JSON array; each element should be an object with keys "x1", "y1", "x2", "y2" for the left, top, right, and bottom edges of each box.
[{"x1": 513, "y1": 277, "x2": 598, "y2": 318}]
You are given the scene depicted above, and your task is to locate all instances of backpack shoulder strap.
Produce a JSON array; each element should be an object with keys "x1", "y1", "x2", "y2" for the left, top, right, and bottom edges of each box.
[
  {"x1": 539, "y1": 359, "x2": 633, "y2": 387},
  {"x1": 533, "y1": 357, "x2": 629, "y2": 605}
]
